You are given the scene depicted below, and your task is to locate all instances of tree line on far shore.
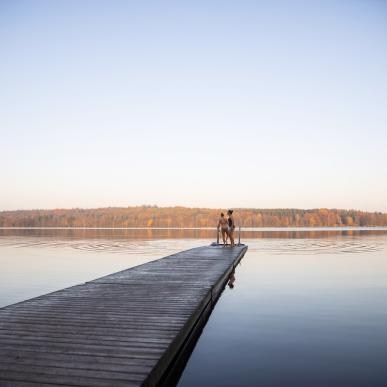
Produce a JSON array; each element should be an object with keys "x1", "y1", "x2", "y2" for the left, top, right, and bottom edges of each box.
[{"x1": 0, "y1": 206, "x2": 386, "y2": 228}]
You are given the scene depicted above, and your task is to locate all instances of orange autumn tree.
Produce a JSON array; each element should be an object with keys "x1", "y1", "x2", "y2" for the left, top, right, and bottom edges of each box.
[{"x1": 1, "y1": 207, "x2": 386, "y2": 228}]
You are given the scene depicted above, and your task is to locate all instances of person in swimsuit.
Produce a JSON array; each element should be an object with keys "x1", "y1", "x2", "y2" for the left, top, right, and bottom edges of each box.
[
  {"x1": 217, "y1": 212, "x2": 229, "y2": 246},
  {"x1": 227, "y1": 209, "x2": 235, "y2": 247}
]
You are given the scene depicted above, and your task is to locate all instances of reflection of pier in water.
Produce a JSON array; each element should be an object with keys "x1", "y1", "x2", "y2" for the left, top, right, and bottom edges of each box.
[{"x1": 0, "y1": 244, "x2": 247, "y2": 386}]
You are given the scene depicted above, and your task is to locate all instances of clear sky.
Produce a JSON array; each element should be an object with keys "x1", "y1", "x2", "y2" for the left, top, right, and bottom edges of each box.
[{"x1": 1, "y1": 0, "x2": 386, "y2": 212}]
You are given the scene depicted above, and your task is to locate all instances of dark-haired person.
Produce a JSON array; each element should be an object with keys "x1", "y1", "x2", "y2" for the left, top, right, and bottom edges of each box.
[
  {"x1": 217, "y1": 212, "x2": 229, "y2": 246},
  {"x1": 227, "y1": 209, "x2": 235, "y2": 247}
]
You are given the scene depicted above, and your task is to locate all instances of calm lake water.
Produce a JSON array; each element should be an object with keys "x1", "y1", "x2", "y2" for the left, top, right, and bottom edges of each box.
[{"x1": 1, "y1": 228, "x2": 387, "y2": 386}]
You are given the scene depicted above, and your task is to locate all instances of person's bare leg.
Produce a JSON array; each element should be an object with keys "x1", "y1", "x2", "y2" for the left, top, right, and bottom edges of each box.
[{"x1": 230, "y1": 232, "x2": 234, "y2": 247}]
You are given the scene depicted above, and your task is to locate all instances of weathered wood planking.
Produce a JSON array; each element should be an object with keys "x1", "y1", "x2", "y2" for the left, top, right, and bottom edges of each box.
[{"x1": 0, "y1": 244, "x2": 247, "y2": 387}]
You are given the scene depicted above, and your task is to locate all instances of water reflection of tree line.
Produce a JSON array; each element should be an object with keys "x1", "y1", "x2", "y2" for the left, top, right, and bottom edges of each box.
[{"x1": 0, "y1": 228, "x2": 386, "y2": 240}]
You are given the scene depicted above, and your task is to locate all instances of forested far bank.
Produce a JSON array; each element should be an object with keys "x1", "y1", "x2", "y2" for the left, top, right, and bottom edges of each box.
[{"x1": 0, "y1": 207, "x2": 386, "y2": 228}]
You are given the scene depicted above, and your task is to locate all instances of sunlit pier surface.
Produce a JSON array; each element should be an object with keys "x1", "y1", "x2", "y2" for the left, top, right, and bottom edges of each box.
[{"x1": 0, "y1": 244, "x2": 247, "y2": 387}]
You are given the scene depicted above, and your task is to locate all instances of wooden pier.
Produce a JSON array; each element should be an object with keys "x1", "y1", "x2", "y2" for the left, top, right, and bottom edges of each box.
[{"x1": 0, "y1": 244, "x2": 247, "y2": 386}]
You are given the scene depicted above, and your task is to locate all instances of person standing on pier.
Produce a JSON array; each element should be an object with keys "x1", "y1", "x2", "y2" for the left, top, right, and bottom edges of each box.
[
  {"x1": 217, "y1": 213, "x2": 229, "y2": 246},
  {"x1": 227, "y1": 209, "x2": 235, "y2": 247}
]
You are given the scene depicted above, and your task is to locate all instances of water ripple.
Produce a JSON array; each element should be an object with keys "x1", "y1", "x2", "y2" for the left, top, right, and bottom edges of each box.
[
  {"x1": 245, "y1": 238, "x2": 386, "y2": 255},
  {"x1": 0, "y1": 237, "x2": 207, "y2": 256}
]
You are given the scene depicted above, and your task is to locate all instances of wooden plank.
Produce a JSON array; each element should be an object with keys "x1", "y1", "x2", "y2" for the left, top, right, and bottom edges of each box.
[
  {"x1": 0, "y1": 244, "x2": 247, "y2": 386},
  {"x1": 0, "y1": 369, "x2": 140, "y2": 387},
  {"x1": 0, "y1": 352, "x2": 154, "y2": 374}
]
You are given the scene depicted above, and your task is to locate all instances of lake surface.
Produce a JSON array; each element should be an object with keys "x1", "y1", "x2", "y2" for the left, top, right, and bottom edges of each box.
[{"x1": 1, "y1": 228, "x2": 387, "y2": 386}]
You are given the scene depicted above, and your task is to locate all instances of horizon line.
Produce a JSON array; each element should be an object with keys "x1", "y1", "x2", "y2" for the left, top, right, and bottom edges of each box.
[{"x1": 1, "y1": 205, "x2": 386, "y2": 214}]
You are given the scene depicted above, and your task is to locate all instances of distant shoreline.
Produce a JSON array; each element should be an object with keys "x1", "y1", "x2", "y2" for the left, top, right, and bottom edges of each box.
[
  {"x1": 1, "y1": 207, "x2": 386, "y2": 228},
  {"x1": 1, "y1": 226, "x2": 387, "y2": 231}
]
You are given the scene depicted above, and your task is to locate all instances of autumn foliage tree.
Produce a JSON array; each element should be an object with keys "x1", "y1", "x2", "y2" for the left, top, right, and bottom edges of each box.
[{"x1": 0, "y1": 207, "x2": 386, "y2": 228}]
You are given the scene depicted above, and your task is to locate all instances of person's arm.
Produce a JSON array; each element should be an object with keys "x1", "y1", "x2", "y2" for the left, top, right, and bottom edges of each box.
[{"x1": 217, "y1": 219, "x2": 220, "y2": 230}]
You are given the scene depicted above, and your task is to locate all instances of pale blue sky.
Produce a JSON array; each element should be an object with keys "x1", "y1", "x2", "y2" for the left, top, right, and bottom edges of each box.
[{"x1": 1, "y1": 0, "x2": 386, "y2": 211}]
